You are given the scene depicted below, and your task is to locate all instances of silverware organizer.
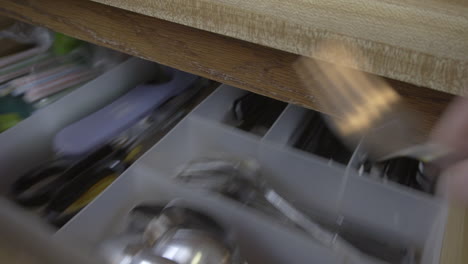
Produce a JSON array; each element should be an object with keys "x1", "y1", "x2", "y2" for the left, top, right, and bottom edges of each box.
[
  {"x1": 0, "y1": 58, "x2": 160, "y2": 193},
  {"x1": 54, "y1": 85, "x2": 448, "y2": 264}
]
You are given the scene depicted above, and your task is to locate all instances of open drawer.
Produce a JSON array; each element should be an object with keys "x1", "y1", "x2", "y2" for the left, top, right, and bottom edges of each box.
[
  {"x1": 50, "y1": 85, "x2": 448, "y2": 264},
  {"x1": 0, "y1": 8, "x2": 462, "y2": 263}
]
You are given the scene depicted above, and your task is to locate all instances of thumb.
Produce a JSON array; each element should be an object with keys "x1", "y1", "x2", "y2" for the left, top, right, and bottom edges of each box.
[{"x1": 438, "y1": 159, "x2": 468, "y2": 204}]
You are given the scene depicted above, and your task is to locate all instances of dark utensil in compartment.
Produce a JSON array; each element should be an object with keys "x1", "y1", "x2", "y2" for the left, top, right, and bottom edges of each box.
[
  {"x1": 291, "y1": 110, "x2": 352, "y2": 164},
  {"x1": 231, "y1": 93, "x2": 286, "y2": 136}
]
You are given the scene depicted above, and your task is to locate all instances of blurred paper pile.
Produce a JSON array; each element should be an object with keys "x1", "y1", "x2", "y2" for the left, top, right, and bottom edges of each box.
[{"x1": 0, "y1": 22, "x2": 125, "y2": 133}]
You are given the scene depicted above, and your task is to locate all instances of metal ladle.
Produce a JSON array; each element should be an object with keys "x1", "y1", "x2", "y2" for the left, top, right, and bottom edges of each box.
[
  {"x1": 100, "y1": 204, "x2": 243, "y2": 264},
  {"x1": 175, "y1": 158, "x2": 396, "y2": 264}
]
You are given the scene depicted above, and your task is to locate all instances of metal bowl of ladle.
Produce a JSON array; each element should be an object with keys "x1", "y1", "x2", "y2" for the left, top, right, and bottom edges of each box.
[{"x1": 100, "y1": 203, "x2": 244, "y2": 264}]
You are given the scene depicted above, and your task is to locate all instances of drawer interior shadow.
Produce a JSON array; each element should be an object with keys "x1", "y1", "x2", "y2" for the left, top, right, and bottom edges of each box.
[{"x1": 192, "y1": 85, "x2": 287, "y2": 137}]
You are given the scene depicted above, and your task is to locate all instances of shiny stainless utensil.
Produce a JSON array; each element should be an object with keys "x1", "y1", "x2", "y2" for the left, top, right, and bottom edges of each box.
[
  {"x1": 100, "y1": 204, "x2": 240, "y2": 264},
  {"x1": 176, "y1": 158, "x2": 388, "y2": 264},
  {"x1": 294, "y1": 50, "x2": 450, "y2": 162},
  {"x1": 152, "y1": 228, "x2": 232, "y2": 264},
  {"x1": 125, "y1": 250, "x2": 178, "y2": 264}
]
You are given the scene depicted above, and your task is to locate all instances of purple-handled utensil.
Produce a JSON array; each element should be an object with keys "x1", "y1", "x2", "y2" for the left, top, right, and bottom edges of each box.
[{"x1": 53, "y1": 68, "x2": 197, "y2": 157}]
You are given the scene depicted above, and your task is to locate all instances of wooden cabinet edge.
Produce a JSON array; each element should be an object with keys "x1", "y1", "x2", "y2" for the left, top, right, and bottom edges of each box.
[
  {"x1": 92, "y1": 0, "x2": 468, "y2": 96},
  {"x1": 0, "y1": 0, "x2": 453, "y2": 134}
]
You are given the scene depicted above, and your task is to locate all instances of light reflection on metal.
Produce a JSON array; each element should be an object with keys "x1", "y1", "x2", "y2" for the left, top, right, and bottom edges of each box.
[{"x1": 293, "y1": 40, "x2": 439, "y2": 161}]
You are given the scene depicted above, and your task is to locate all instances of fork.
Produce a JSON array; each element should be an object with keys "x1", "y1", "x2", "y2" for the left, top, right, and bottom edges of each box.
[
  {"x1": 176, "y1": 158, "x2": 389, "y2": 264},
  {"x1": 294, "y1": 49, "x2": 450, "y2": 163}
]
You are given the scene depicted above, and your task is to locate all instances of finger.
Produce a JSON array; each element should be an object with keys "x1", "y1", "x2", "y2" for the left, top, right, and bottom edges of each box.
[
  {"x1": 437, "y1": 159, "x2": 468, "y2": 204},
  {"x1": 431, "y1": 97, "x2": 468, "y2": 150},
  {"x1": 431, "y1": 97, "x2": 468, "y2": 167}
]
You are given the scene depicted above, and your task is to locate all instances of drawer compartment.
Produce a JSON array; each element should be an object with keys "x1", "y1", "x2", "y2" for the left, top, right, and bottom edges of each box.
[
  {"x1": 0, "y1": 58, "x2": 159, "y2": 193},
  {"x1": 56, "y1": 85, "x2": 447, "y2": 264}
]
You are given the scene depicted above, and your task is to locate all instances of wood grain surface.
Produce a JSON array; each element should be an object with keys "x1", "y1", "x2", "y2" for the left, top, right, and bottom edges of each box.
[
  {"x1": 0, "y1": 0, "x2": 454, "y2": 136},
  {"x1": 91, "y1": 0, "x2": 468, "y2": 96}
]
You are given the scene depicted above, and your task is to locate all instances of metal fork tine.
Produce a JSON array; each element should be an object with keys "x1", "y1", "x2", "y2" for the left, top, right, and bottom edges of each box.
[
  {"x1": 294, "y1": 44, "x2": 443, "y2": 161},
  {"x1": 348, "y1": 72, "x2": 399, "y2": 112},
  {"x1": 295, "y1": 58, "x2": 338, "y2": 113},
  {"x1": 313, "y1": 41, "x2": 398, "y2": 117},
  {"x1": 314, "y1": 61, "x2": 382, "y2": 135},
  {"x1": 320, "y1": 64, "x2": 362, "y2": 107},
  {"x1": 296, "y1": 58, "x2": 357, "y2": 117},
  {"x1": 296, "y1": 58, "x2": 369, "y2": 135},
  {"x1": 337, "y1": 69, "x2": 397, "y2": 123}
]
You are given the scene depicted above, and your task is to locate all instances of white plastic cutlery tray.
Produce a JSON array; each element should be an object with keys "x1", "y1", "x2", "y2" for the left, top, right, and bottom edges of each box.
[
  {"x1": 0, "y1": 58, "x2": 160, "y2": 192},
  {"x1": 54, "y1": 85, "x2": 448, "y2": 264}
]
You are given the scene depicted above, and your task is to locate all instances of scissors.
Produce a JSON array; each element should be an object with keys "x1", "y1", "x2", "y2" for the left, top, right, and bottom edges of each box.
[{"x1": 10, "y1": 68, "x2": 202, "y2": 227}]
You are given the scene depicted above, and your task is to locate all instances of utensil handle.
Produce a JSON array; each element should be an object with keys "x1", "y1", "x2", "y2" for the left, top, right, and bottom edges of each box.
[
  {"x1": 264, "y1": 190, "x2": 387, "y2": 264},
  {"x1": 53, "y1": 69, "x2": 197, "y2": 156}
]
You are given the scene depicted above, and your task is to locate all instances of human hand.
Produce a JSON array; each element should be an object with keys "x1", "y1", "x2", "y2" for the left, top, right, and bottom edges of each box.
[{"x1": 431, "y1": 97, "x2": 468, "y2": 203}]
